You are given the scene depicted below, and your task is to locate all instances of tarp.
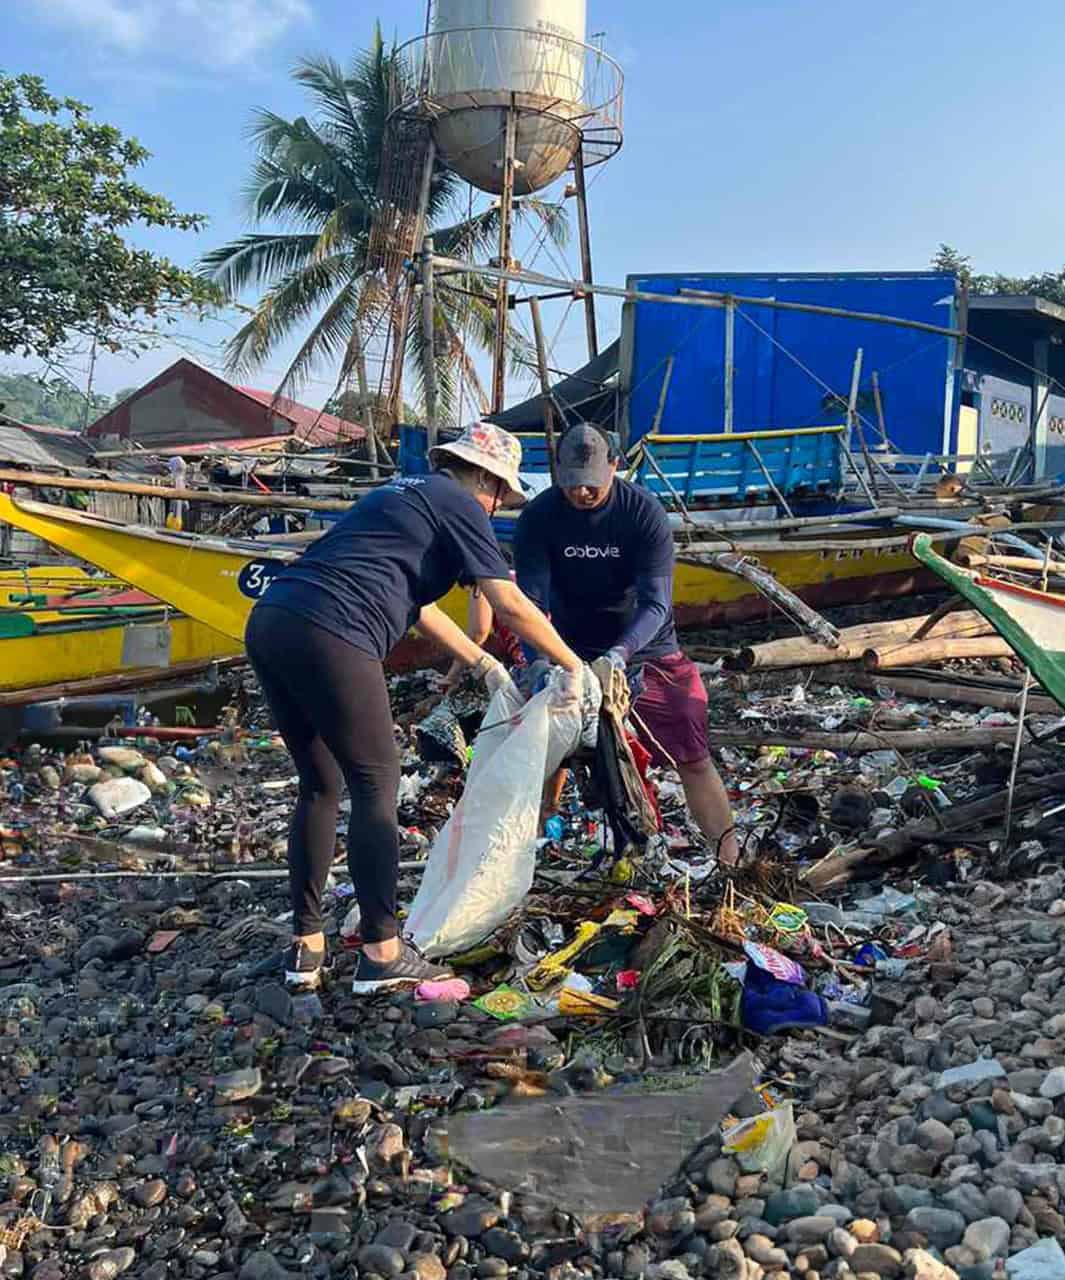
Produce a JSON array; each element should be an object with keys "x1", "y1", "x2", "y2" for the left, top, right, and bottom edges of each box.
[
  {"x1": 486, "y1": 340, "x2": 620, "y2": 433},
  {"x1": 621, "y1": 272, "x2": 958, "y2": 453}
]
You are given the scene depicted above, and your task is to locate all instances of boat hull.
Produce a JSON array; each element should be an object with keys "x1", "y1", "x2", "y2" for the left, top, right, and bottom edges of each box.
[
  {"x1": 0, "y1": 493, "x2": 933, "y2": 675},
  {"x1": 0, "y1": 613, "x2": 242, "y2": 694},
  {"x1": 911, "y1": 533, "x2": 1065, "y2": 710}
]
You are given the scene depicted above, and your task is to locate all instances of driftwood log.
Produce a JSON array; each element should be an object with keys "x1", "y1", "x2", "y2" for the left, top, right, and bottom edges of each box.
[
  {"x1": 803, "y1": 771, "x2": 1065, "y2": 889},
  {"x1": 862, "y1": 636, "x2": 1014, "y2": 671},
  {"x1": 730, "y1": 610, "x2": 994, "y2": 671},
  {"x1": 706, "y1": 726, "x2": 1023, "y2": 752},
  {"x1": 805, "y1": 668, "x2": 1062, "y2": 717}
]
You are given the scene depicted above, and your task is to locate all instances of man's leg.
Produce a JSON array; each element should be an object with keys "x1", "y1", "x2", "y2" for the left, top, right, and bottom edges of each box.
[
  {"x1": 632, "y1": 652, "x2": 739, "y2": 865},
  {"x1": 676, "y1": 758, "x2": 739, "y2": 865}
]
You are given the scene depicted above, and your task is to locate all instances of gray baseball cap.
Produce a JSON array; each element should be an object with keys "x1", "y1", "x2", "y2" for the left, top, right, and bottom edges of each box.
[{"x1": 556, "y1": 424, "x2": 615, "y2": 488}]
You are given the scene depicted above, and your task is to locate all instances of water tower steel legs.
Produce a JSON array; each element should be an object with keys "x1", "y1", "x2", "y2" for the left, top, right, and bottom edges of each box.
[
  {"x1": 490, "y1": 101, "x2": 518, "y2": 415},
  {"x1": 573, "y1": 146, "x2": 599, "y2": 360}
]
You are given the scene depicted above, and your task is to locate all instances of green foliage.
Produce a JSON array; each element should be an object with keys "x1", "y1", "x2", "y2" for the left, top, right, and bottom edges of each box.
[
  {"x1": 932, "y1": 244, "x2": 1065, "y2": 307},
  {"x1": 201, "y1": 29, "x2": 568, "y2": 422},
  {"x1": 0, "y1": 370, "x2": 111, "y2": 429},
  {"x1": 0, "y1": 72, "x2": 216, "y2": 361}
]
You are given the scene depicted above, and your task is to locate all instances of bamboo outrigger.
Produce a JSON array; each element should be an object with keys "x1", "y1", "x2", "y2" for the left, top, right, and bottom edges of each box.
[{"x1": 911, "y1": 533, "x2": 1065, "y2": 711}]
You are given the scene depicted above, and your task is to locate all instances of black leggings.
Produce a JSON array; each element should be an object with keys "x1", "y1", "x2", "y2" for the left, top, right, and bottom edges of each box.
[{"x1": 245, "y1": 605, "x2": 400, "y2": 942}]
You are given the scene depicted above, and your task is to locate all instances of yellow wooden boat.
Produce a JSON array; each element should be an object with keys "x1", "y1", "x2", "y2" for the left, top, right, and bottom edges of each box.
[
  {"x1": 0, "y1": 492, "x2": 934, "y2": 674},
  {"x1": 0, "y1": 563, "x2": 241, "y2": 695},
  {"x1": 1, "y1": 612, "x2": 243, "y2": 694}
]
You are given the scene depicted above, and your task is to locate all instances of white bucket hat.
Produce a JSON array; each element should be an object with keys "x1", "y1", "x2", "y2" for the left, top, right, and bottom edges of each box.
[{"x1": 429, "y1": 421, "x2": 526, "y2": 508}]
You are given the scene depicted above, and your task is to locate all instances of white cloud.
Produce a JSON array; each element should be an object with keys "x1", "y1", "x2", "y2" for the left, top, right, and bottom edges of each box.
[{"x1": 33, "y1": 0, "x2": 311, "y2": 68}]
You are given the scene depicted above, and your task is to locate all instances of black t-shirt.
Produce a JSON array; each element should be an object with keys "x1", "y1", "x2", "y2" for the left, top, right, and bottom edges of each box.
[
  {"x1": 513, "y1": 479, "x2": 678, "y2": 663},
  {"x1": 261, "y1": 473, "x2": 510, "y2": 660}
]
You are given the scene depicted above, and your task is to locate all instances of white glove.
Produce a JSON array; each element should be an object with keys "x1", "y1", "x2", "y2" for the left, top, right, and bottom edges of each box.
[
  {"x1": 550, "y1": 665, "x2": 584, "y2": 711},
  {"x1": 591, "y1": 647, "x2": 630, "y2": 715},
  {"x1": 470, "y1": 653, "x2": 515, "y2": 697}
]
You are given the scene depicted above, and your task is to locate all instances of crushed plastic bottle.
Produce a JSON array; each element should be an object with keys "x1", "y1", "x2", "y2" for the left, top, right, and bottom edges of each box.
[{"x1": 544, "y1": 815, "x2": 565, "y2": 842}]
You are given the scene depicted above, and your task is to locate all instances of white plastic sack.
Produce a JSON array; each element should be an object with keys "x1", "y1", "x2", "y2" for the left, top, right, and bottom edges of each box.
[{"x1": 406, "y1": 672, "x2": 592, "y2": 958}]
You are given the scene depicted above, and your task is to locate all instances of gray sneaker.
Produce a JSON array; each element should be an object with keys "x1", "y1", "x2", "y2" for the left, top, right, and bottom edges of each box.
[
  {"x1": 284, "y1": 941, "x2": 325, "y2": 990},
  {"x1": 351, "y1": 939, "x2": 451, "y2": 995}
]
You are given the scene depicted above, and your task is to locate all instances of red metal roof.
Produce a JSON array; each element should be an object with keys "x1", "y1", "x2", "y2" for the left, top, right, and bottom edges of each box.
[
  {"x1": 236, "y1": 388, "x2": 365, "y2": 446},
  {"x1": 85, "y1": 359, "x2": 365, "y2": 447}
]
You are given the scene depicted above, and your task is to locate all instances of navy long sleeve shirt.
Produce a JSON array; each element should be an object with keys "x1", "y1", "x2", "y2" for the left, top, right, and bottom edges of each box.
[{"x1": 513, "y1": 479, "x2": 678, "y2": 664}]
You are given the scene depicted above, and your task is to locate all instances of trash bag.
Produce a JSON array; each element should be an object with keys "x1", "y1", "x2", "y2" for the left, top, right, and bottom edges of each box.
[{"x1": 407, "y1": 670, "x2": 596, "y2": 958}]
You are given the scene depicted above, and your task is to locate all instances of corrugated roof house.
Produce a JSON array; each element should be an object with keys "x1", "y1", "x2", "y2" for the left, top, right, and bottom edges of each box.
[{"x1": 85, "y1": 358, "x2": 365, "y2": 451}]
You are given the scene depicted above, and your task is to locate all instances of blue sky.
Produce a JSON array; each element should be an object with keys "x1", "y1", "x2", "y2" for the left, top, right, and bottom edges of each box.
[{"x1": 7, "y1": 0, "x2": 1065, "y2": 411}]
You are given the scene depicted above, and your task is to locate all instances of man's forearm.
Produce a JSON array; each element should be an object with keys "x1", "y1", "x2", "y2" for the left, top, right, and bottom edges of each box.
[{"x1": 615, "y1": 575, "x2": 672, "y2": 660}]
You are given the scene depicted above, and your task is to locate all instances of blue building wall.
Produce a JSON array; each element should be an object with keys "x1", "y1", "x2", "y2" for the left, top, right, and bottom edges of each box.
[{"x1": 620, "y1": 272, "x2": 958, "y2": 456}]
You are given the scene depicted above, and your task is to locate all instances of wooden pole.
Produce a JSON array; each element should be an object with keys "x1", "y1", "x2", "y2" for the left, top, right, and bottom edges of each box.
[
  {"x1": 490, "y1": 100, "x2": 518, "y2": 415},
  {"x1": 355, "y1": 335, "x2": 380, "y2": 481},
  {"x1": 706, "y1": 726, "x2": 1024, "y2": 752},
  {"x1": 572, "y1": 144, "x2": 599, "y2": 360},
  {"x1": 0, "y1": 469, "x2": 360, "y2": 512},
  {"x1": 958, "y1": 552, "x2": 1065, "y2": 577},
  {"x1": 701, "y1": 550, "x2": 839, "y2": 648},
  {"x1": 868, "y1": 771, "x2": 1065, "y2": 866},
  {"x1": 429, "y1": 255, "x2": 964, "y2": 339},
  {"x1": 871, "y1": 370, "x2": 888, "y2": 445},
  {"x1": 731, "y1": 609, "x2": 994, "y2": 671},
  {"x1": 528, "y1": 296, "x2": 558, "y2": 483},
  {"x1": 849, "y1": 347, "x2": 879, "y2": 500},
  {"x1": 650, "y1": 357, "x2": 674, "y2": 437},
  {"x1": 421, "y1": 235, "x2": 439, "y2": 449},
  {"x1": 863, "y1": 635, "x2": 1014, "y2": 671},
  {"x1": 804, "y1": 667, "x2": 1062, "y2": 718}
]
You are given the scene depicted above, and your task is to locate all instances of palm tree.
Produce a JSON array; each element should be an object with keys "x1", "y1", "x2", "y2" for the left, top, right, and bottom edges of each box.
[{"x1": 200, "y1": 28, "x2": 569, "y2": 438}]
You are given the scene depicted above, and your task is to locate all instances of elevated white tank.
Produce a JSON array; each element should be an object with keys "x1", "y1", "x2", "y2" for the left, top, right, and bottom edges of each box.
[{"x1": 427, "y1": 0, "x2": 589, "y2": 195}]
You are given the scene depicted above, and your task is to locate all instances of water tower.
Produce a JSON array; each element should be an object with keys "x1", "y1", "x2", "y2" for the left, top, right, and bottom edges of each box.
[{"x1": 393, "y1": 0, "x2": 624, "y2": 411}]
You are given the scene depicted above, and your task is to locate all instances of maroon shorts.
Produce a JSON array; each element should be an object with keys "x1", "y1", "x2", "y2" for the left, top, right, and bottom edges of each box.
[{"x1": 631, "y1": 651, "x2": 709, "y2": 769}]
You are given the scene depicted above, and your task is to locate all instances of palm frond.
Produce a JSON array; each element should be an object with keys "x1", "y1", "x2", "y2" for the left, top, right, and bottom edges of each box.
[
  {"x1": 221, "y1": 256, "x2": 356, "y2": 378},
  {"x1": 521, "y1": 197, "x2": 571, "y2": 250},
  {"x1": 197, "y1": 233, "x2": 321, "y2": 296},
  {"x1": 273, "y1": 279, "x2": 365, "y2": 400}
]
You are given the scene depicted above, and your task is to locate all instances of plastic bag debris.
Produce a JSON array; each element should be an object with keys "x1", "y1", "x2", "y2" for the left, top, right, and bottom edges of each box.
[
  {"x1": 723, "y1": 1102, "x2": 796, "y2": 1176},
  {"x1": 441, "y1": 1052, "x2": 756, "y2": 1217},
  {"x1": 407, "y1": 675, "x2": 593, "y2": 958},
  {"x1": 87, "y1": 776, "x2": 152, "y2": 818},
  {"x1": 856, "y1": 886, "x2": 917, "y2": 917}
]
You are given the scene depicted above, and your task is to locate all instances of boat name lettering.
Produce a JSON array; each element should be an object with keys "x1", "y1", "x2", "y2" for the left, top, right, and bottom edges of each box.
[
  {"x1": 563, "y1": 545, "x2": 620, "y2": 559},
  {"x1": 237, "y1": 560, "x2": 285, "y2": 599}
]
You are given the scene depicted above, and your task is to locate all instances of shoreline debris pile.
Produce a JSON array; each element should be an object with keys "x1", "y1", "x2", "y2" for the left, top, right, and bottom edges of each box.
[{"x1": 0, "y1": 594, "x2": 1064, "y2": 1279}]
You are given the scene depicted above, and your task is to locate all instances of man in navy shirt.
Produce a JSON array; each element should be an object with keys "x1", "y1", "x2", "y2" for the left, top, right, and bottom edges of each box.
[{"x1": 513, "y1": 424, "x2": 738, "y2": 864}]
